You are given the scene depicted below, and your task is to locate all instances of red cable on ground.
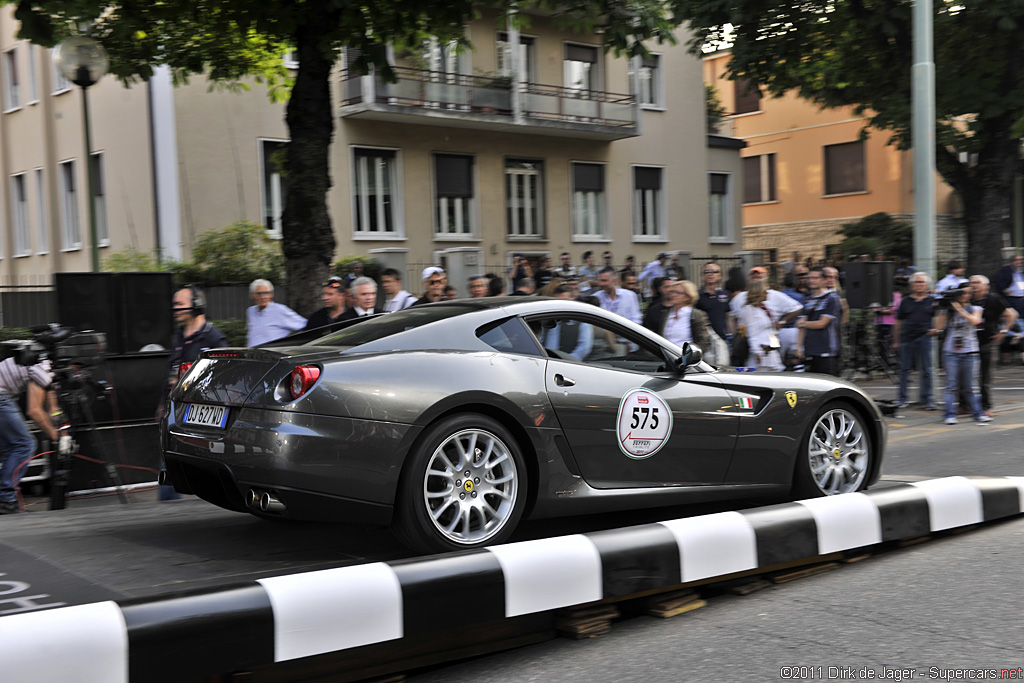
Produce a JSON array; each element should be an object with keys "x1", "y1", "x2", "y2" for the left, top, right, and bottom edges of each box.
[{"x1": 11, "y1": 450, "x2": 53, "y2": 512}]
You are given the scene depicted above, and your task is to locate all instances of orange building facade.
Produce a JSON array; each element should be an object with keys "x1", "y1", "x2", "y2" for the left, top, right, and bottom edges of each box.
[{"x1": 703, "y1": 51, "x2": 965, "y2": 269}]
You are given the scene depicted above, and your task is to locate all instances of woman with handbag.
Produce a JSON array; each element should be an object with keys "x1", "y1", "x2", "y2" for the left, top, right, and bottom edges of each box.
[{"x1": 735, "y1": 280, "x2": 785, "y2": 370}]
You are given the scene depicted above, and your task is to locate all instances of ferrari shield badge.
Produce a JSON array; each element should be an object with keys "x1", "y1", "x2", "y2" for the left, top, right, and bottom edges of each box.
[
  {"x1": 616, "y1": 388, "x2": 673, "y2": 459},
  {"x1": 786, "y1": 391, "x2": 798, "y2": 408}
]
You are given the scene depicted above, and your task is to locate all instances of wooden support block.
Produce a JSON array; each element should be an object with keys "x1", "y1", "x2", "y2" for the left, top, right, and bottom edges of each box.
[
  {"x1": 842, "y1": 552, "x2": 873, "y2": 564},
  {"x1": 897, "y1": 535, "x2": 931, "y2": 548},
  {"x1": 646, "y1": 598, "x2": 708, "y2": 619},
  {"x1": 768, "y1": 562, "x2": 839, "y2": 584},
  {"x1": 640, "y1": 589, "x2": 708, "y2": 618},
  {"x1": 726, "y1": 578, "x2": 772, "y2": 595},
  {"x1": 555, "y1": 605, "x2": 620, "y2": 639}
]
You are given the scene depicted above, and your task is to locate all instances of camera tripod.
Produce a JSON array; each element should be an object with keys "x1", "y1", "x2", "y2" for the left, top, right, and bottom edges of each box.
[
  {"x1": 49, "y1": 366, "x2": 128, "y2": 510},
  {"x1": 839, "y1": 312, "x2": 898, "y2": 383}
]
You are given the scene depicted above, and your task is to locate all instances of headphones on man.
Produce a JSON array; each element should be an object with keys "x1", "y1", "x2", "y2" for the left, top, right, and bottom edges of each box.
[{"x1": 181, "y1": 284, "x2": 206, "y2": 316}]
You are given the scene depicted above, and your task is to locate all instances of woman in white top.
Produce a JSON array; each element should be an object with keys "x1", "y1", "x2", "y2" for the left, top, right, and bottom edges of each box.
[
  {"x1": 736, "y1": 280, "x2": 784, "y2": 370},
  {"x1": 939, "y1": 288, "x2": 989, "y2": 424}
]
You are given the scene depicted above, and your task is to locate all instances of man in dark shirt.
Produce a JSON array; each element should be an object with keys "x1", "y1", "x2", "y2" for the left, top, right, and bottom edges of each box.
[
  {"x1": 893, "y1": 272, "x2": 939, "y2": 409},
  {"x1": 695, "y1": 261, "x2": 731, "y2": 366},
  {"x1": 795, "y1": 268, "x2": 841, "y2": 375},
  {"x1": 304, "y1": 277, "x2": 348, "y2": 331},
  {"x1": 970, "y1": 274, "x2": 1018, "y2": 416}
]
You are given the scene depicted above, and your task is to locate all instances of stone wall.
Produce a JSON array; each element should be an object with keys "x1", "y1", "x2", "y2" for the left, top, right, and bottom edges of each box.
[{"x1": 743, "y1": 213, "x2": 965, "y2": 267}]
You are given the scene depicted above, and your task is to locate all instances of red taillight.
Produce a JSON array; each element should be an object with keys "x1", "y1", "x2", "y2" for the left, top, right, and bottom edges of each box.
[
  {"x1": 289, "y1": 366, "x2": 321, "y2": 399},
  {"x1": 178, "y1": 362, "x2": 193, "y2": 380}
]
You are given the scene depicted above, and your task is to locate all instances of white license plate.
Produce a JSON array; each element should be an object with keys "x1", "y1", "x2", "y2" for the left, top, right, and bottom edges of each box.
[{"x1": 183, "y1": 403, "x2": 228, "y2": 429}]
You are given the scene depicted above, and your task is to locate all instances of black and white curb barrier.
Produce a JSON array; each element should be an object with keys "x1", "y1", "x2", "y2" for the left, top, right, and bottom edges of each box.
[{"x1": 2, "y1": 476, "x2": 1022, "y2": 683}]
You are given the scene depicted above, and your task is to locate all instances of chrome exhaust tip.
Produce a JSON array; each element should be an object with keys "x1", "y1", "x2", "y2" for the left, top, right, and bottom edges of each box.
[
  {"x1": 259, "y1": 491, "x2": 285, "y2": 514},
  {"x1": 245, "y1": 489, "x2": 260, "y2": 508}
]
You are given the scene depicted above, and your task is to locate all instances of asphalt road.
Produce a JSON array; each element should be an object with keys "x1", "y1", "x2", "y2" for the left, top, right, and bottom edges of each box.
[{"x1": 3, "y1": 364, "x2": 1024, "y2": 681}]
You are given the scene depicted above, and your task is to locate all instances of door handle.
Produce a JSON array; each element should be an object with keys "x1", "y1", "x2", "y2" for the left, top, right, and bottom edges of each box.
[{"x1": 554, "y1": 374, "x2": 575, "y2": 387}]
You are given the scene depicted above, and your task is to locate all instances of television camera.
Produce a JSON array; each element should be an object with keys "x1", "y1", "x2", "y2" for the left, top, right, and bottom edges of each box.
[{"x1": 0, "y1": 324, "x2": 124, "y2": 508}]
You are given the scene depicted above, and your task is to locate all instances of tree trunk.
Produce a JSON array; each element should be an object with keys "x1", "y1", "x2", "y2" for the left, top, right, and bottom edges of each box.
[
  {"x1": 281, "y1": 0, "x2": 339, "y2": 316},
  {"x1": 949, "y1": 134, "x2": 1018, "y2": 279}
]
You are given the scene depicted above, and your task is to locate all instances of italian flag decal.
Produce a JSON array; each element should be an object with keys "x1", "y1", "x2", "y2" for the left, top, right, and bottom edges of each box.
[{"x1": 738, "y1": 397, "x2": 754, "y2": 410}]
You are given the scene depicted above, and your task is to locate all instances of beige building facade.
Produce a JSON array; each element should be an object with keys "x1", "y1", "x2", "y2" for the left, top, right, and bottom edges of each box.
[
  {"x1": 704, "y1": 50, "x2": 964, "y2": 269},
  {"x1": 0, "y1": 7, "x2": 745, "y2": 297}
]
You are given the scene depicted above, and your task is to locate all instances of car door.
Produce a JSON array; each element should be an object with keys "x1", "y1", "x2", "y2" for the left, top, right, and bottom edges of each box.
[{"x1": 531, "y1": 313, "x2": 738, "y2": 488}]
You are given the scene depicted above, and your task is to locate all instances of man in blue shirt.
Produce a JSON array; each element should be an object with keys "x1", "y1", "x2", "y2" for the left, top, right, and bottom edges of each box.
[
  {"x1": 246, "y1": 279, "x2": 307, "y2": 346},
  {"x1": 795, "y1": 268, "x2": 841, "y2": 375},
  {"x1": 893, "y1": 272, "x2": 939, "y2": 409},
  {"x1": 593, "y1": 267, "x2": 641, "y2": 325}
]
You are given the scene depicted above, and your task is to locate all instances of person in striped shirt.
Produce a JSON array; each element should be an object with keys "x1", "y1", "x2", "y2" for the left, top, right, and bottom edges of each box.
[{"x1": 0, "y1": 355, "x2": 58, "y2": 514}]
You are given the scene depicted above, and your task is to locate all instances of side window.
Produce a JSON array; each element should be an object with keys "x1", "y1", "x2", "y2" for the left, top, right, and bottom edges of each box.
[
  {"x1": 477, "y1": 317, "x2": 544, "y2": 357},
  {"x1": 529, "y1": 315, "x2": 664, "y2": 372}
]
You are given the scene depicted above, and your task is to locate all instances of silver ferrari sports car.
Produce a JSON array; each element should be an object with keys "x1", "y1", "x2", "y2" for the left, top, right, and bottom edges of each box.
[{"x1": 162, "y1": 297, "x2": 885, "y2": 553}]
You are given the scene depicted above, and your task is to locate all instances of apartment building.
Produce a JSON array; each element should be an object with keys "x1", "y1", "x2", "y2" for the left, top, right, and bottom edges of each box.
[
  {"x1": 704, "y1": 50, "x2": 964, "y2": 268},
  {"x1": 0, "y1": 7, "x2": 745, "y2": 295}
]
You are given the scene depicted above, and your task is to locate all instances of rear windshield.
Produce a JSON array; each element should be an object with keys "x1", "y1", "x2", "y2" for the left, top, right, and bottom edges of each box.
[{"x1": 306, "y1": 305, "x2": 477, "y2": 348}]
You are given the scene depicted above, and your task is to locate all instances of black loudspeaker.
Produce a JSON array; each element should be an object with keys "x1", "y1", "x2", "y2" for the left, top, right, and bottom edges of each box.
[
  {"x1": 118, "y1": 273, "x2": 174, "y2": 353},
  {"x1": 843, "y1": 261, "x2": 894, "y2": 309},
  {"x1": 56, "y1": 272, "x2": 174, "y2": 355},
  {"x1": 55, "y1": 273, "x2": 122, "y2": 354}
]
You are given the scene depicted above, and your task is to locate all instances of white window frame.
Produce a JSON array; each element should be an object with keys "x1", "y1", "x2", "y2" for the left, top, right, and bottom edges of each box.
[
  {"x1": 708, "y1": 172, "x2": 735, "y2": 243},
  {"x1": 563, "y1": 42, "x2": 601, "y2": 95},
  {"x1": 570, "y1": 161, "x2": 608, "y2": 241},
  {"x1": 505, "y1": 158, "x2": 545, "y2": 240},
  {"x1": 630, "y1": 53, "x2": 664, "y2": 110},
  {"x1": 631, "y1": 165, "x2": 666, "y2": 242},
  {"x1": 26, "y1": 43, "x2": 38, "y2": 104},
  {"x1": 4, "y1": 47, "x2": 20, "y2": 112},
  {"x1": 351, "y1": 145, "x2": 405, "y2": 240},
  {"x1": 90, "y1": 151, "x2": 109, "y2": 246},
  {"x1": 58, "y1": 159, "x2": 80, "y2": 251},
  {"x1": 497, "y1": 32, "x2": 535, "y2": 83},
  {"x1": 51, "y1": 49, "x2": 71, "y2": 94},
  {"x1": 34, "y1": 167, "x2": 47, "y2": 254},
  {"x1": 10, "y1": 173, "x2": 30, "y2": 256},
  {"x1": 433, "y1": 152, "x2": 478, "y2": 240},
  {"x1": 283, "y1": 49, "x2": 299, "y2": 70},
  {"x1": 258, "y1": 138, "x2": 288, "y2": 239}
]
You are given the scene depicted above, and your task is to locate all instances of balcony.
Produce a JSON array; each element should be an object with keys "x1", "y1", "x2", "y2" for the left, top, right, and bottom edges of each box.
[{"x1": 339, "y1": 67, "x2": 639, "y2": 141}]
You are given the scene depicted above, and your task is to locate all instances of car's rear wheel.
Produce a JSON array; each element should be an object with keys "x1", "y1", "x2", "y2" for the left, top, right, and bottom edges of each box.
[
  {"x1": 393, "y1": 413, "x2": 527, "y2": 554},
  {"x1": 793, "y1": 402, "x2": 872, "y2": 498}
]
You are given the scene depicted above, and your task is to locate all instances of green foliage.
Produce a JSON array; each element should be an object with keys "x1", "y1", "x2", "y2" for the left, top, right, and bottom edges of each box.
[
  {"x1": 208, "y1": 318, "x2": 247, "y2": 348},
  {"x1": 838, "y1": 213, "x2": 914, "y2": 262},
  {"x1": 0, "y1": 327, "x2": 32, "y2": 342},
  {"x1": 333, "y1": 257, "x2": 382, "y2": 282},
  {"x1": 174, "y1": 222, "x2": 285, "y2": 286},
  {"x1": 101, "y1": 247, "x2": 164, "y2": 273},
  {"x1": 705, "y1": 83, "x2": 726, "y2": 133}
]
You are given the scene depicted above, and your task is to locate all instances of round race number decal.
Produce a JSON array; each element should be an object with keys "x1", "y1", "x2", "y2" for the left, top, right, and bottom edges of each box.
[{"x1": 616, "y1": 388, "x2": 673, "y2": 459}]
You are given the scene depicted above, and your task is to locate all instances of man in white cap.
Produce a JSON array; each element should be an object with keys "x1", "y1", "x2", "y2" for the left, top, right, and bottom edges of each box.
[{"x1": 411, "y1": 266, "x2": 447, "y2": 306}]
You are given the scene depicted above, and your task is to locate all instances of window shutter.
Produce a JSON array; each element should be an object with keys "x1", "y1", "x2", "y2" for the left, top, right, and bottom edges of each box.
[
  {"x1": 766, "y1": 154, "x2": 777, "y2": 201},
  {"x1": 91, "y1": 155, "x2": 105, "y2": 197},
  {"x1": 356, "y1": 148, "x2": 396, "y2": 160},
  {"x1": 345, "y1": 47, "x2": 364, "y2": 76},
  {"x1": 825, "y1": 141, "x2": 865, "y2": 195},
  {"x1": 565, "y1": 44, "x2": 597, "y2": 63},
  {"x1": 573, "y1": 163, "x2": 604, "y2": 193},
  {"x1": 743, "y1": 156, "x2": 762, "y2": 203},
  {"x1": 733, "y1": 79, "x2": 761, "y2": 115},
  {"x1": 641, "y1": 55, "x2": 659, "y2": 69},
  {"x1": 435, "y1": 154, "x2": 473, "y2": 198},
  {"x1": 634, "y1": 167, "x2": 661, "y2": 191},
  {"x1": 709, "y1": 173, "x2": 728, "y2": 195}
]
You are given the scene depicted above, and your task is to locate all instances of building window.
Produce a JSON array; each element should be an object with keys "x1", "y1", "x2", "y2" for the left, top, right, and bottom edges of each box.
[
  {"x1": 564, "y1": 44, "x2": 599, "y2": 94},
  {"x1": 283, "y1": 49, "x2": 299, "y2": 70},
  {"x1": 506, "y1": 159, "x2": 544, "y2": 238},
  {"x1": 51, "y1": 49, "x2": 70, "y2": 93},
  {"x1": 630, "y1": 54, "x2": 662, "y2": 108},
  {"x1": 497, "y1": 33, "x2": 535, "y2": 82},
  {"x1": 571, "y1": 162, "x2": 605, "y2": 239},
  {"x1": 733, "y1": 78, "x2": 760, "y2": 115},
  {"x1": 824, "y1": 141, "x2": 866, "y2": 195},
  {"x1": 353, "y1": 147, "x2": 401, "y2": 237},
  {"x1": 743, "y1": 154, "x2": 777, "y2": 204},
  {"x1": 26, "y1": 44, "x2": 38, "y2": 103},
  {"x1": 11, "y1": 174, "x2": 30, "y2": 256},
  {"x1": 632, "y1": 166, "x2": 664, "y2": 240},
  {"x1": 90, "y1": 152, "x2": 108, "y2": 246},
  {"x1": 59, "y1": 160, "x2": 80, "y2": 250},
  {"x1": 709, "y1": 173, "x2": 733, "y2": 241},
  {"x1": 34, "y1": 168, "x2": 46, "y2": 254},
  {"x1": 434, "y1": 153, "x2": 475, "y2": 237},
  {"x1": 4, "y1": 48, "x2": 19, "y2": 110},
  {"x1": 260, "y1": 139, "x2": 288, "y2": 238}
]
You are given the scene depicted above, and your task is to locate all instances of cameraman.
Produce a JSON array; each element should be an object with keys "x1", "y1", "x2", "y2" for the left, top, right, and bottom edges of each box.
[{"x1": 0, "y1": 356, "x2": 60, "y2": 514}]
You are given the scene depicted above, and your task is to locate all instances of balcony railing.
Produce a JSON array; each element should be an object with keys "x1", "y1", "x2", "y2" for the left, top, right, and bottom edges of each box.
[{"x1": 340, "y1": 66, "x2": 638, "y2": 137}]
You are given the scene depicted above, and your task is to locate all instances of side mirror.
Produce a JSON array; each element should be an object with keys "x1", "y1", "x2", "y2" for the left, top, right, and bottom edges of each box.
[{"x1": 678, "y1": 342, "x2": 703, "y2": 370}]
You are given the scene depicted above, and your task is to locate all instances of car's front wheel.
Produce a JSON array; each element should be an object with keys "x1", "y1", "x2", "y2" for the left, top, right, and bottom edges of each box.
[
  {"x1": 393, "y1": 413, "x2": 527, "y2": 554},
  {"x1": 793, "y1": 402, "x2": 872, "y2": 498}
]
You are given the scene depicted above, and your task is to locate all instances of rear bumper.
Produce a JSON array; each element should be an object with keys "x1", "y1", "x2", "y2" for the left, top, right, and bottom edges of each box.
[{"x1": 164, "y1": 452, "x2": 394, "y2": 526}]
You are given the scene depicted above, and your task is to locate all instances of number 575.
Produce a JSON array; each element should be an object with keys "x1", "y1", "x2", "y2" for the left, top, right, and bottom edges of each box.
[{"x1": 630, "y1": 406, "x2": 659, "y2": 429}]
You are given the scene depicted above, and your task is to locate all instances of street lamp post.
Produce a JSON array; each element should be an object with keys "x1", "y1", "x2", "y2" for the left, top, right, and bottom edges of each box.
[{"x1": 53, "y1": 36, "x2": 109, "y2": 272}]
